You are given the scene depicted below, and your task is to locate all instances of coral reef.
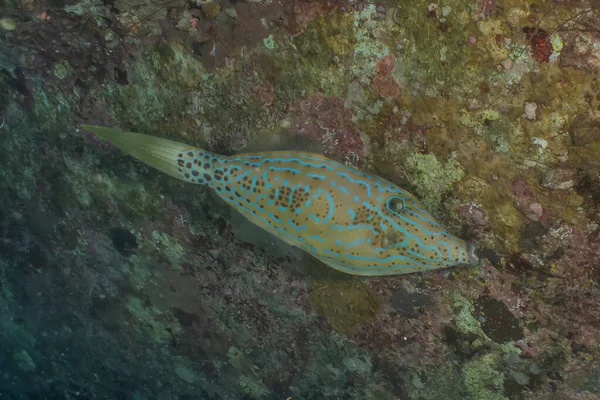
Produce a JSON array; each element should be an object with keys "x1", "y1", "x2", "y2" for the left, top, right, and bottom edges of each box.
[{"x1": 1, "y1": 0, "x2": 599, "y2": 398}]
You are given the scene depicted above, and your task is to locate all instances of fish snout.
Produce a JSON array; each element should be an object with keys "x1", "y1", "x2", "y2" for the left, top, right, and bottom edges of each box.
[{"x1": 466, "y1": 242, "x2": 479, "y2": 266}]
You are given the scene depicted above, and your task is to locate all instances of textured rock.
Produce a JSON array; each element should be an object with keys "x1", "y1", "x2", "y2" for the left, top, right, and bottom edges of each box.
[
  {"x1": 542, "y1": 168, "x2": 577, "y2": 190},
  {"x1": 1, "y1": 0, "x2": 599, "y2": 399}
]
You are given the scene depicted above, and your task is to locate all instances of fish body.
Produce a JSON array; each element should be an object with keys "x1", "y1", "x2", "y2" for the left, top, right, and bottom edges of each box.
[{"x1": 84, "y1": 125, "x2": 478, "y2": 276}]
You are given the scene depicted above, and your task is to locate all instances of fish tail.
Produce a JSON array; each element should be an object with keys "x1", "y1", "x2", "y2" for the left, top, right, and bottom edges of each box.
[{"x1": 83, "y1": 125, "x2": 199, "y2": 182}]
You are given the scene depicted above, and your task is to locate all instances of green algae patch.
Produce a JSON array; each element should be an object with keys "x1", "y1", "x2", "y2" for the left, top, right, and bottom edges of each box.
[
  {"x1": 463, "y1": 353, "x2": 508, "y2": 400},
  {"x1": 318, "y1": 12, "x2": 356, "y2": 56},
  {"x1": 309, "y1": 275, "x2": 379, "y2": 335},
  {"x1": 150, "y1": 231, "x2": 186, "y2": 270},
  {"x1": 54, "y1": 60, "x2": 71, "y2": 80},
  {"x1": 451, "y1": 292, "x2": 485, "y2": 338},
  {"x1": 237, "y1": 375, "x2": 270, "y2": 399},
  {"x1": 104, "y1": 40, "x2": 203, "y2": 134},
  {"x1": 269, "y1": 19, "x2": 349, "y2": 101},
  {"x1": 460, "y1": 108, "x2": 501, "y2": 129},
  {"x1": 405, "y1": 153, "x2": 465, "y2": 210},
  {"x1": 0, "y1": 18, "x2": 17, "y2": 30},
  {"x1": 456, "y1": 174, "x2": 525, "y2": 252},
  {"x1": 103, "y1": 39, "x2": 285, "y2": 151},
  {"x1": 226, "y1": 346, "x2": 269, "y2": 399},
  {"x1": 125, "y1": 295, "x2": 182, "y2": 344},
  {"x1": 263, "y1": 34, "x2": 277, "y2": 50},
  {"x1": 393, "y1": 0, "x2": 482, "y2": 96},
  {"x1": 407, "y1": 364, "x2": 466, "y2": 399}
]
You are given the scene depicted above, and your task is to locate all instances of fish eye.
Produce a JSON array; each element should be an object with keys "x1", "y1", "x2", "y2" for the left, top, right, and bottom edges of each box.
[{"x1": 386, "y1": 196, "x2": 406, "y2": 213}]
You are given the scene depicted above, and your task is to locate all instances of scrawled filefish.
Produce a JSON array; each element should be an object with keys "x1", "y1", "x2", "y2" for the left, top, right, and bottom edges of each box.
[{"x1": 83, "y1": 125, "x2": 478, "y2": 276}]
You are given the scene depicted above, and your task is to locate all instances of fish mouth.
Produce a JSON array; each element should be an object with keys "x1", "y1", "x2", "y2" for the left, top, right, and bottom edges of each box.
[{"x1": 466, "y1": 242, "x2": 479, "y2": 266}]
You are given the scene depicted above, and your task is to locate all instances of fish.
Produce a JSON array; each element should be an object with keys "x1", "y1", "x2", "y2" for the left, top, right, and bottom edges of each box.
[{"x1": 83, "y1": 125, "x2": 478, "y2": 276}]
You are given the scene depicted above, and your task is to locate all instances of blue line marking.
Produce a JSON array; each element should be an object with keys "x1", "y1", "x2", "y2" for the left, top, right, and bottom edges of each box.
[
  {"x1": 347, "y1": 238, "x2": 365, "y2": 248},
  {"x1": 269, "y1": 212, "x2": 281, "y2": 222},
  {"x1": 323, "y1": 249, "x2": 339, "y2": 257},
  {"x1": 339, "y1": 186, "x2": 349, "y2": 194},
  {"x1": 342, "y1": 252, "x2": 436, "y2": 269},
  {"x1": 374, "y1": 207, "x2": 444, "y2": 259},
  {"x1": 307, "y1": 173, "x2": 325, "y2": 180},
  {"x1": 235, "y1": 170, "x2": 252, "y2": 181},
  {"x1": 323, "y1": 193, "x2": 335, "y2": 223},
  {"x1": 346, "y1": 224, "x2": 378, "y2": 236},
  {"x1": 310, "y1": 235, "x2": 325, "y2": 243},
  {"x1": 222, "y1": 153, "x2": 461, "y2": 269},
  {"x1": 305, "y1": 244, "x2": 319, "y2": 252},
  {"x1": 405, "y1": 210, "x2": 442, "y2": 227},
  {"x1": 224, "y1": 201, "x2": 302, "y2": 249},
  {"x1": 288, "y1": 218, "x2": 302, "y2": 231},
  {"x1": 336, "y1": 171, "x2": 372, "y2": 196},
  {"x1": 310, "y1": 214, "x2": 320, "y2": 223},
  {"x1": 270, "y1": 167, "x2": 301, "y2": 174},
  {"x1": 348, "y1": 209, "x2": 356, "y2": 220}
]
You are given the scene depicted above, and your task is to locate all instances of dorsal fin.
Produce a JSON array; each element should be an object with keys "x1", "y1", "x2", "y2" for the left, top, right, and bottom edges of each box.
[{"x1": 239, "y1": 130, "x2": 324, "y2": 155}]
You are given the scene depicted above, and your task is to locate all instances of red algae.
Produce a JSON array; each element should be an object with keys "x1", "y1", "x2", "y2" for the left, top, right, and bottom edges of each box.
[
  {"x1": 373, "y1": 54, "x2": 401, "y2": 98},
  {"x1": 523, "y1": 27, "x2": 552, "y2": 63},
  {"x1": 291, "y1": 92, "x2": 368, "y2": 165}
]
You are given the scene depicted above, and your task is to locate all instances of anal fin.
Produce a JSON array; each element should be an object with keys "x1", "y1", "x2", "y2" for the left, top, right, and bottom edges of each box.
[{"x1": 230, "y1": 209, "x2": 301, "y2": 259}]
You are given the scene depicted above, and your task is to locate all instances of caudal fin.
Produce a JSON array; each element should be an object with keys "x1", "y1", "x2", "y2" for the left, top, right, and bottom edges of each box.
[{"x1": 83, "y1": 125, "x2": 195, "y2": 181}]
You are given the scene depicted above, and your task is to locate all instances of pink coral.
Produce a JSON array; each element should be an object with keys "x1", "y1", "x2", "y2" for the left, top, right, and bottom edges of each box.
[
  {"x1": 512, "y1": 178, "x2": 550, "y2": 222},
  {"x1": 478, "y1": 0, "x2": 496, "y2": 17},
  {"x1": 457, "y1": 202, "x2": 490, "y2": 235}
]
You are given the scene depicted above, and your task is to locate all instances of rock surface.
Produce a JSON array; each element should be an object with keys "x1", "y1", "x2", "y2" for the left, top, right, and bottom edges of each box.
[{"x1": 0, "y1": 0, "x2": 599, "y2": 399}]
